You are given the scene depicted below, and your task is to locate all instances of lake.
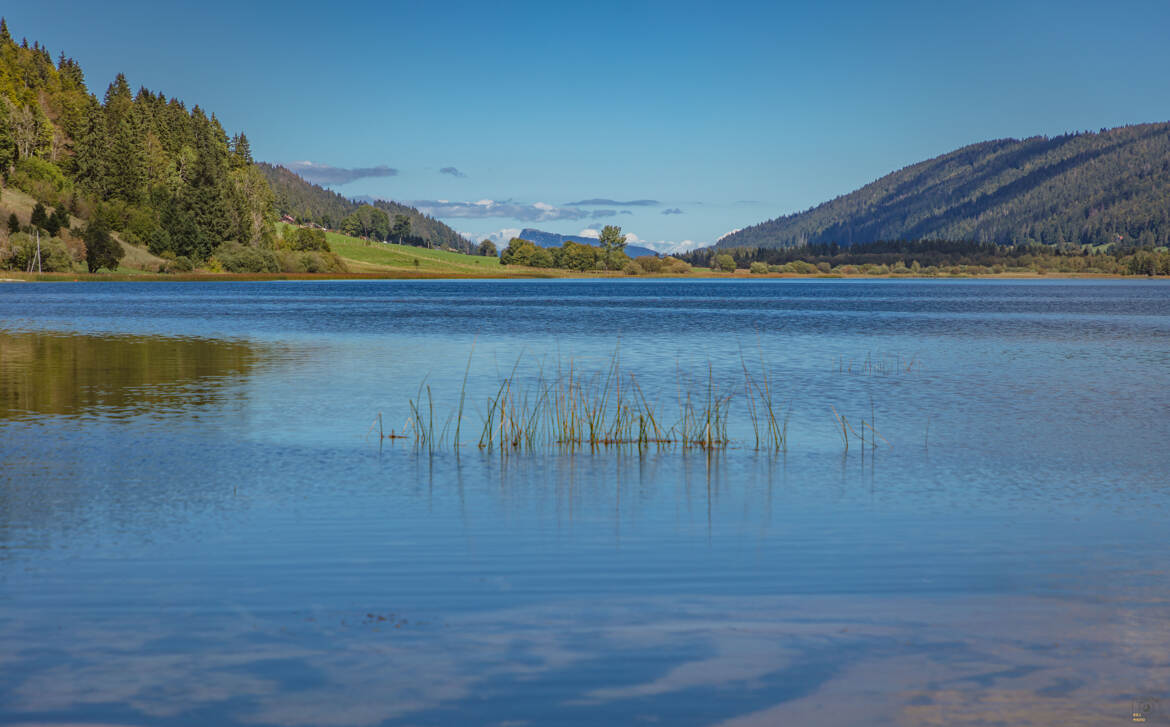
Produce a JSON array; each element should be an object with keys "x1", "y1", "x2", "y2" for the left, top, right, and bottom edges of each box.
[{"x1": 2, "y1": 279, "x2": 1169, "y2": 726}]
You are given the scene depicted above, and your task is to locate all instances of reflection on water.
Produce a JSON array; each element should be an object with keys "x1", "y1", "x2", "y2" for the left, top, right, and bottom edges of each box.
[
  {"x1": 0, "y1": 329, "x2": 258, "y2": 420},
  {"x1": 1, "y1": 280, "x2": 1169, "y2": 726}
]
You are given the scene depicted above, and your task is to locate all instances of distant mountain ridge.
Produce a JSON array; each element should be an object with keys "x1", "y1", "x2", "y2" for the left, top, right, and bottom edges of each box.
[
  {"x1": 518, "y1": 228, "x2": 660, "y2": 258},
  {"x1": 719, "y1": 122, "x2": 1170, "y2": 250}
]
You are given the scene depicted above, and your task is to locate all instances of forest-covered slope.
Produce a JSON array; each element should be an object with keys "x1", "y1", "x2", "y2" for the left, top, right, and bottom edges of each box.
[
  {"x1": 719, "y1": 123, "x2": 1170, "y2": 249},
  {"x1": 0, "y1": 17, "x2": 468, "y2": 274},
  {"x1": 0, "y1": 18, "x2": 273, "y2": 269},
  {"x1": 258, "y1": 163, "x2": 469, "y2": 251}
]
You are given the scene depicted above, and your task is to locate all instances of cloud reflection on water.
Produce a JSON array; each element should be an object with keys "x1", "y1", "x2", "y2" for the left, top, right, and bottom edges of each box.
[{"x1": 4, "y1": 593, "x2": 1166, "y2": 726}]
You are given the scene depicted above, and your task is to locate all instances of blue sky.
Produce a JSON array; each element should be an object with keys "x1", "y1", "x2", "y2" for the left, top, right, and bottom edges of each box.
[{"x1": 6, "y1": 0, "x2": 1170, "y2": 250}]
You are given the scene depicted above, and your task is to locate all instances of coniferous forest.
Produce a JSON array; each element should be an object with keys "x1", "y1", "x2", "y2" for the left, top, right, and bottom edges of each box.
[
  {"x1": 0, "y1": 19, "x2": 466, "y2": 274},
  {"x1": 719, "y1": 124, "x2": 1170, "y2": 250}
]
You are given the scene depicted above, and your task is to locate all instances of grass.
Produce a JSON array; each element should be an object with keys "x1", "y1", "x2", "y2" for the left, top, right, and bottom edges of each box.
[
  {"x1": 377, "y1": 348, "x2": 916, "y2": 456},
  {"x1": 320, "y1": 228, "x2": 504, "y2": 275},
  {"x1": 285, "y1": 224, "x2": 575, "y2": 278},
  {"x1": 114, "y1": 240, "x2": 168, "y2": 274},
  {"x1": 385, "y1": 349, "x2": 794, "y2": 453},
  {"x1": 830, "y1": 400, "x2": 890, "y2": 453}
]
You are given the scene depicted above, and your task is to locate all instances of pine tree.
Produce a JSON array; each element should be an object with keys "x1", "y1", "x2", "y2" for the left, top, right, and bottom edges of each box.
[
  {"x1": 7, "y1": 213, "x2": 19, "y2": 234},
  {"x1": 30, "y1": 202, "x2": 48, "y2": 229},
  {"x1": 0, "y1": 101, "x2": 14, "y2": 171},
  {"x1": 230, "y1": 132, "x2": 252, "y2": 167},
  {"x1": 0, "y1": 18, "x2": 10, "y2": 45},
  {"x1": 44, "y1": 207, "x2": 62, "y2": 236},
  {"x1": 84, "y1": 221, "x2": 124, "y2": 272},
  {"x1": 73, "y1": 108, "x2": 108, "y2": 196},
  {"x1": 107, "y1": 115, "x2": 145, "y2": 202}
]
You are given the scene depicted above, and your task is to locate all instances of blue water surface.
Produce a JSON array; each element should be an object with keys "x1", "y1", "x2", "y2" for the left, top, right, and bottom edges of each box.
[{"x1": 1, "y1": 279, "x2": 1168, "y2": 726}]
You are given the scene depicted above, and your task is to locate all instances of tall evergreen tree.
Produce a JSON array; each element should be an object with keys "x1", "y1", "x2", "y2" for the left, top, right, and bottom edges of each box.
[
  {"x1": 83, "y1": 221, "x2": 124, "y2": 273},
  {"x1": 73, "y1": 107, "x2": 108, "y2": 196},
  {"x1": 30, "y1": 202, "x2": 47, "y2": 229},
  {"x1": 43, "y1": 207, "x2": 62, "y2": 236},
  {"x1": 107, "y1": 114, "x2": 145, "y2": 201},
  {"x1": 0, "y1": 101, "x2": 14, "y2": 171},
  {"x1": 391, "y1": 214, "x2": 411, "y2": 244}
]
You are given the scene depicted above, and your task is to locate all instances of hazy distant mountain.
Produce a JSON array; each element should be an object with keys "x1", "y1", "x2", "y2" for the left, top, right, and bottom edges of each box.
[
  {"x1": 719, "y1": 122, "x2": 1170, "y2": 249},
  {"x1": 518, "y1": 228, "x2": 660, "y2": 258}
]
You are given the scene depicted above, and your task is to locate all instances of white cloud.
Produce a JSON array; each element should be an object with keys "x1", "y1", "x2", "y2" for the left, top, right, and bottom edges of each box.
[
  {"x1": 286, "y1": 161, "x2": 398, "y2": 186},
  {"x1": 627, "y1": 239, "x2": 704, "y2": 254},
  {"x1": 576, "y1": 228, "x2": 600, "y2": 238},
  {"x1": 716, "y1": 228, "x2": 741, "y2": 241},
  {"x1": 460, "y1": 228, "x2": 523, "y2": 244},
  {"x1": 412, "y1": 199, "x2": 597, "y2": 222}
]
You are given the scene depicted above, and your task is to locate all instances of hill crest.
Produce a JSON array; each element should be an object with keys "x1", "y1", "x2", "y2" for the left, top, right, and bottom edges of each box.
[{"x1": 719, "y1": 123, "x2": 1170, "y2": 249}]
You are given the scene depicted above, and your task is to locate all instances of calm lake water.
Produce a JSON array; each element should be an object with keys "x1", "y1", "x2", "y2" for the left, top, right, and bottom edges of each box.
[{"x1": 1, "y1": 279, "x2": 1169, "y2": 726}]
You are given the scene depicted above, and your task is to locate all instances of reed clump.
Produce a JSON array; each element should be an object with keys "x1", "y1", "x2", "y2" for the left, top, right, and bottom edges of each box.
[
  {"x1": 391, "y1": 350, "x2": 790, "y2": 452},
  {"x1": 476, "y1": 354, "x2": 737, "y2": 451}
]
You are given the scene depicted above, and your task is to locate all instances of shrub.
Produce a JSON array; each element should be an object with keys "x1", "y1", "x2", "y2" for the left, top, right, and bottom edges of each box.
[
  {"x1": 281, "y1": 226, "x2": 330, "y2": 252},
  {"x1": 623, "y1": 260, "x2": 644, "y2": 275},
  {"x1": 749, "y1": 261, "x2": 768, "y2": 275},
  {"x1": 211, "y1": 242, "x2": 280, "y2": 273},
  {"x1": 500, "y1": 238, "x2": 555, "y2": 267},
  {"x1": 147, "y1": 228, "x2": 173, "y2": 256},
  {"x1": 715, "y1": 254, "x2": 736, "y2": 272},
  {"x1": 10, "y1": 158, "x2": 71, "y2": 205},
  {"x1": 559, "y1": 241, "x2": 599, "y2": 270},
  {"x1": 1, "y1": 233, "x2": 74, "y2": 272},
  {"x1": 635, "y1": 255, "x2": 663, "y2": 274}
]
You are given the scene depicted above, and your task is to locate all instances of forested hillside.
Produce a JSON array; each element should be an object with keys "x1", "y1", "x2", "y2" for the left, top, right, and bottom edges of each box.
[
  {"x1": 258, "y1": 163, "x2": 469, "y2": 252},
  {"x1": 0, "y1": 18, "x2": 274, "y2": 271},
  {"x1": 0, "y1": 19, "x2": 466, "y2": 274},
  {"x1": 720, "y1": 123, "x2": 1170, "y2": 250}
]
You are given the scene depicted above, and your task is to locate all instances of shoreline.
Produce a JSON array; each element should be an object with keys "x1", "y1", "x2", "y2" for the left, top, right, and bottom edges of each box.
[{"x1": 0, "y1": 271, "x2": 1164, "y2": 283}]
